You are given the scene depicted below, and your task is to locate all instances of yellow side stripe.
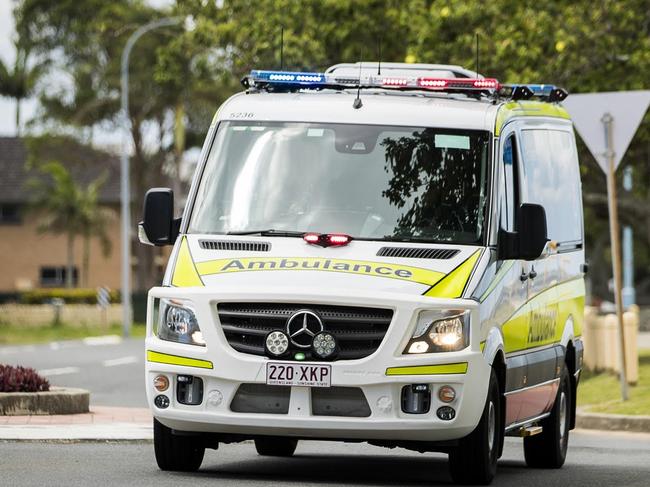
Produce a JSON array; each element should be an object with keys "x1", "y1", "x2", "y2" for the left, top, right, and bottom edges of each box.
[
  {"x1": 147, "y1": 350, "x2": 213, "y2": 369},
  {"x1": 386, "y1": 362, "x2": 468, "y2": 376}
]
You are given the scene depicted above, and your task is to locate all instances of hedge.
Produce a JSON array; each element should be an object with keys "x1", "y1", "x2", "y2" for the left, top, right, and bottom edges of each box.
[{"x1": 20, "y1": 288, "x2": 121, "y2": 305}]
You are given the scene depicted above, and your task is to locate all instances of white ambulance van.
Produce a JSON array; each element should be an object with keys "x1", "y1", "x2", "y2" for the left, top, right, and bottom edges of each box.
[{"x1": 139, "y1": 62, "x2": 585, "y2": 485}]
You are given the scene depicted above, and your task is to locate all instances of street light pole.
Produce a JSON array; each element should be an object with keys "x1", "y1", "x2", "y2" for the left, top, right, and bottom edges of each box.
[{"x1": 120, "y1": 17, "x2": 181, "y2": 338}]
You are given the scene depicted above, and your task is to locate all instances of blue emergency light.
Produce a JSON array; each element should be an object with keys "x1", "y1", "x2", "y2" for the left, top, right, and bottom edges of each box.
[{"x1": 250, "y1": 70, "x2": 326, "y2": 85}]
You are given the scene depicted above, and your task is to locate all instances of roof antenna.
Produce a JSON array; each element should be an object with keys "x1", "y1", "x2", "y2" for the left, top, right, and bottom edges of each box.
[
  {"x1": 353, "y1": 57, "x2": 363, "y2": 109},
  {"x1": 280, "y1": 26, "x2": 284, "y2": 70},
  {"x1": 377, "y1": 37, "x2": 382, "y2": 76},
  {"x1": 475, "y1": 33, "x2": 480, "y2": 77}
]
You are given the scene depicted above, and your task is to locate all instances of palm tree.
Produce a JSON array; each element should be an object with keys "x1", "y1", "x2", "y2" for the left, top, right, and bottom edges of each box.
[
  {"x1": 28, "y1": 162, "x2": 112, "y2": 288},
  {"x1": 28, "y1": 162, "x2": 84, "y2": 288},
  {"x1": 0, "y1": 42, "x2": 43, "y2": 135},
  {"x1": 78, "y1": 174, "x2": 113, "y2": 287}
]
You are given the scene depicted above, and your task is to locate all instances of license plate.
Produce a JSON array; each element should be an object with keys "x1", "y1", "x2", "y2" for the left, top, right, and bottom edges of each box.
[{"x1": 266, "y1": 362, "x2": 331, "y2": 387}]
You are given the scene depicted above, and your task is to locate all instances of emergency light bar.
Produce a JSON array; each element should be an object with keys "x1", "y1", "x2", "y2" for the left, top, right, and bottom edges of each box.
[
  {"x1": 246, "y1": 70, "x2": 501, "y2": 93},
  {"x1": 245, "y1": 70, "x2": 568, "y2": 101}
]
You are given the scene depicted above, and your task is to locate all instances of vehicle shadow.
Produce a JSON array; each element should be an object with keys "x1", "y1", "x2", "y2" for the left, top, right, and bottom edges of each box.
[{"x1": 188, "y1": 451, "x2": 533, "y2": 486}]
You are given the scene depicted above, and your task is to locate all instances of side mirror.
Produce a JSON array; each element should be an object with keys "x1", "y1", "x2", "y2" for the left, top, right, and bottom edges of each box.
[
  {"x1": 498, "y1": 203, "x2": 549, "y2": 261},
  {"x1": 139, "y1": 188, "x2": 180, "y2": 246}
]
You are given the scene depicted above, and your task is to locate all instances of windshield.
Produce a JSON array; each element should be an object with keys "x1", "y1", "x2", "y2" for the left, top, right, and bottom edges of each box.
[{"x1": 189, "y1": 122, "x2": 490, "y2": 244}]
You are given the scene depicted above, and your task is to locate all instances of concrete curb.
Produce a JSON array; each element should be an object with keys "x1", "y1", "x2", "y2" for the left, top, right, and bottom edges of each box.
[
  {"x1": 576, "y1": 411, "x2": 650, "y2": 433},
  {"x1": 0, "y1": 423, "x2": 152, "y2": 441},
  {"x1": 0, "y1": 387, "x2": 89, "y2": 415}
]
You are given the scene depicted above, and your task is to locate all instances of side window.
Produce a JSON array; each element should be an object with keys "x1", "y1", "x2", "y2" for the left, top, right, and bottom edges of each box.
[
  {"x1": 520, "y1": 129, "x2": 582, "y2": 243},
  {"x1": 500, "y1": 134, "x2": 518, "y2": 232}
]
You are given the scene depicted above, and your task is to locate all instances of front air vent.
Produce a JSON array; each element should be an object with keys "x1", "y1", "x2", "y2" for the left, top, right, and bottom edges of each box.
[
  {"x1": 199, "y1": 240, "x2": 270, "y2": 252},
  {"x1": 377, "y1": 247, "x2": 459, "y2": 260}
]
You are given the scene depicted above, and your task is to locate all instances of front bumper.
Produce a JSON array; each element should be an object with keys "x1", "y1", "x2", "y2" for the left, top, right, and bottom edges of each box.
[{"x1": 145, "y1": 285, "x2": 490, "y2": 442}]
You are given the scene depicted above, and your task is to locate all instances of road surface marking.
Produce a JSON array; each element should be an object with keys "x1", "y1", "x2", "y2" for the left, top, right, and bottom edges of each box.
[
  {"x1": 83, "y1": 335, "x2": 122, "y2": 346},
  {"x1": 38, "y1": 367, "x2": 80, "y2": 376},
  {"x1": 0, "y1": 345, "x2": 36, "y2": 355},
  {"x1": 103, "y1": 356, "x2": 139, "y2": 367}
]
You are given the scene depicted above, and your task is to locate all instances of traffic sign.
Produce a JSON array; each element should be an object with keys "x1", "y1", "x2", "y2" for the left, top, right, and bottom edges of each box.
[{"x1": 562, "y1": 91, "x2": 650, "y2": 172}]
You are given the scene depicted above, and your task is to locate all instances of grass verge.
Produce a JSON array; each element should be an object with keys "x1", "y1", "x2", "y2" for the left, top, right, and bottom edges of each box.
[
  {"x1": 578, "y1": 349, "x2": 650, "y2": 415},
  {"x1": 0, "y1": 323, "x2": 146, "y2": 345}
]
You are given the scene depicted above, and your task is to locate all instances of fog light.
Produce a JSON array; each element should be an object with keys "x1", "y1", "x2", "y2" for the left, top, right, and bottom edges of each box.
[
  {"x1": 176, "y1": 375, "x2": 203, "y2": 406},
  {"x1": 401, "y1": 384, "x2": 431, "y2": 414},
  {"x1": 153, "y1": 375, "x2": 169, "y2": 392},
  {"x1": 154, "y1": 395, "x2": 170, "y2": 409},
  {"x1": 312, "y1": 332, "x2": 337, "y2": 359},
  {"x1": 265, "y1": 330, "x2": 289, "y2": 357},
  {"x1": 438, "y1": 385, "x2": 456, "y2": 403},
  {"x1": 437, "y1": 406, "x2": 456, "y2": 420}
]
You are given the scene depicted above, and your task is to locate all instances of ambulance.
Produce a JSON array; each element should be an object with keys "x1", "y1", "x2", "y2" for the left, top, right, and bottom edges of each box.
[{"x1": 139, "y1": 62, "x2": 585, "y2": 485}]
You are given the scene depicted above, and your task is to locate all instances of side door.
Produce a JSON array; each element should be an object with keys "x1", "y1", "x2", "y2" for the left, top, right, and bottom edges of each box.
[
  {"x1": 497, "y1": 126, "x2": 531, "y2": 427},
  {"x1": 515, "y1": 126, "x2": 564, "y2": 422}
]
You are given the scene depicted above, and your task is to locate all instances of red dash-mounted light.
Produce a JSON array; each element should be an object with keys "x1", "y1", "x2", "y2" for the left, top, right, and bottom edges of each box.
[{"x1": 303, "y1": 233, "x2": 352, "y2": 247}]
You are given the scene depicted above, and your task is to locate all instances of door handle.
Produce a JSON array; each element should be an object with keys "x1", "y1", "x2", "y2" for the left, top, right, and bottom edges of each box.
[
  {"x1": 529, "y1": 266, "x2": 538, "y2": 279},
  {"x1": 519, "y1": 270, "x2": 528, "y2": 282}
]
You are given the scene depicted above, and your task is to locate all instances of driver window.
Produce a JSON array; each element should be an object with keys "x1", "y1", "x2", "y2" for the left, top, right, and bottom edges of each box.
[{"x1": 500, "y1": 134, "x2": 519, "y2": 232}]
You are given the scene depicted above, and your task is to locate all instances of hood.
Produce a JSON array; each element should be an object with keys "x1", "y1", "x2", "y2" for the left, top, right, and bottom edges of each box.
[{"x1": 169, "y1": 234, "x2": 483, "y2": 299}]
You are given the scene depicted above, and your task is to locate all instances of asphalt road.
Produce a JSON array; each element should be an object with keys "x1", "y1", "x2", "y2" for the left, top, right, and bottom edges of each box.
[
  {"x1": 2, "y1": 430, "x2": 650, "y2": 486},
  {"x1": 0, "y1": 336, "x2": 146, "y2": 407}
]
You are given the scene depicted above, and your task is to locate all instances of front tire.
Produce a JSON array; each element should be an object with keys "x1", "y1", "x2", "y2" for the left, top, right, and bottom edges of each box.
[
  {"x1": 254, "y1": 437, "x2": 298, "y2": 457},
  {"x1": 524, "y1": 365, "x2": 571, "y2": 468},
  {"x1": 448, "y1": 369, "x2": 502, "y2": 485},
  {"x1": 154, "y1": 418, "x2": 205, "y2": 472}
]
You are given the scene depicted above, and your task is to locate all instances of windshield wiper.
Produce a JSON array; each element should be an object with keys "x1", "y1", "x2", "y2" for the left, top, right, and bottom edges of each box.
[{"x1": 226, "y1": 229, "x2": 306, "y2": 237}]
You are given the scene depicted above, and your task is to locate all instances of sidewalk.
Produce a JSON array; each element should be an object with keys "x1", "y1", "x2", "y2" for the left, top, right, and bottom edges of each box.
[
  {"x1": 0, "y1": 406, "x2": 152, "y2": 441},
  {"x1": 638, "y1": 332, "x2": 650, "y2": 349}
]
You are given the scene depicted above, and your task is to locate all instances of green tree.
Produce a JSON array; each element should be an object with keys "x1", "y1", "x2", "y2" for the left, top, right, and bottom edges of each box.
[
  {"x1": 28, "y1": 162, "x2": 85, "y2": 288},
  {"x1": 0, "y1": 41, "x2": 43, "y2": 135},
  {"x1": 15, "y1": 0, "x2": 225, "y2": 290},
  {"x1": 28, "y1": 162, "x2": 112, "y2": 288},
  {"x1": 78, "y1": 174, "x2": 113, "y2": 287}
]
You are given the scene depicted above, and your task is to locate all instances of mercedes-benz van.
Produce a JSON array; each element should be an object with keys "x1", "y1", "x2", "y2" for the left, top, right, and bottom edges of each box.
[{"x1": 139, "y1": 62, "x2": 585, "y2": 485}]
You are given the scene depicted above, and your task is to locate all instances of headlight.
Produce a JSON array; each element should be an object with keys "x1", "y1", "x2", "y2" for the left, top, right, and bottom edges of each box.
[
  {"x1": 403, "y1": 310, "x2": 470, "y2": 354},
  {"x1": 157, "y1": 299, "x2": 205, "y2": 347}
]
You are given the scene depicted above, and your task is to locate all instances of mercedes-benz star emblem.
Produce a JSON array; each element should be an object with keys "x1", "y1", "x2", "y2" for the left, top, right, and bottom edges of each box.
[{"x1": 286, "y1": 310, "x2": 324, "y2": 349}]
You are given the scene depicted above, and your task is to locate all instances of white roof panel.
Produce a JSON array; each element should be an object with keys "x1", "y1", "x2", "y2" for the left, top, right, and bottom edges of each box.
[{"x1": 217, "y1": 91, "x2": 497, "y2": 132}]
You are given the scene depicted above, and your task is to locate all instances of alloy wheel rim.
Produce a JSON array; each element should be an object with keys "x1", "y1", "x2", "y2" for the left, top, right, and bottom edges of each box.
[
  {"x1": 559, "y1": 391, "x2": 568, "y2": 442},
  {"x1": 487, "y1": 400, "x2": 496, "y2": 453}
]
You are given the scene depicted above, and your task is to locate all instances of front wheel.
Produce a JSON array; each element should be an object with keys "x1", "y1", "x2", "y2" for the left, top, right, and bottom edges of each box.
[
  {"x1": 448, "y1": 368, "x2": 502, "y2": 485},
  {"x1": 154, "y1": 418, "x2": 205, "y2": 472},
  {"x1": 524, "y1": 365, "x2": 571, "y2": 468}
]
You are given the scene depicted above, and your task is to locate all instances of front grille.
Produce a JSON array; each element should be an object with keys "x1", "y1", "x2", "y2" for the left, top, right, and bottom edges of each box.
[
  {"x1": 377, "y1": 247, "x2": 459, "y2": 259},
  {"x1": 217, "y1": 303, "x2": 393, "y2": 361},
  {"x1": 199, "y1": 239, "x2": 270, "y2": 252}
]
